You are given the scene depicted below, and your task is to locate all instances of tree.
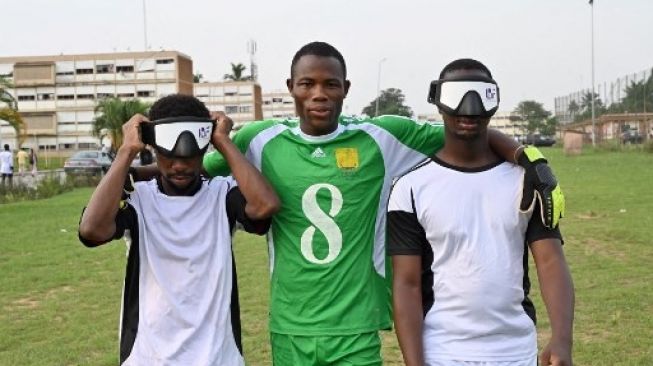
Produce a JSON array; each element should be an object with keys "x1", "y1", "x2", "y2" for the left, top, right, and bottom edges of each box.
[
  {"x1": 362, "y1": 88, "x2": 413, "y2": 117},
  {"x1": 514, "y1": 100, "x2": 551, "y2": 136},
  {"x1": 0, "y1": 75, "x2": 16, "y2": 109},
  {"x1": 223, "y1": 63, "x2": 252, "y2": 81},
  {"x1": 93, "y1": 97, "x2": 150, "y2": 151},
  {"x1": 0, "y1": 75, "x2": 26, "y2": 146},
  {"x1": 540, "y1": 116, "x2": 559, "y2": 136},
  {"x1": 620, "y1": 73, "x2": 653, "y2": 113},
  {"x1": 193, "y1": 73, "x2": 204, "y2": 83},
  {"x1": 568, "y1": 100, "x2": 580, "y2": 120},
  {"x1": 0, "y1": 107, "x2": 26, "y2": 147}
]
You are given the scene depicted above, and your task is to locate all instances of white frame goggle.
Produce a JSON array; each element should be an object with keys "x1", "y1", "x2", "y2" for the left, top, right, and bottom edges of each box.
[
  {"x1": 152, "y1": 121, "x2": 213, "y2": 151},
  {"x1": 438, "y1": 81, "x2": 499, "y2": 111}
]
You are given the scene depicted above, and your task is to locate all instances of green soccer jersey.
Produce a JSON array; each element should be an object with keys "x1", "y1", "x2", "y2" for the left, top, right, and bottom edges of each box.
[{"x1": 204, "y1": 115, "x2": 444, "y2": 335}]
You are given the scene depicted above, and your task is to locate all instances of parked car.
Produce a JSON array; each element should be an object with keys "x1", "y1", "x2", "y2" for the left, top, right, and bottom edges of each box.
[
  {"x1": 523, "y1": 135, "x2": 556, "y2": 147},
  {"x1": 63, "y1": 151, "x2": 112, "y2": 176},
  {"x1": 621, "y1": 130, "x2": 644, "y2": 144}
]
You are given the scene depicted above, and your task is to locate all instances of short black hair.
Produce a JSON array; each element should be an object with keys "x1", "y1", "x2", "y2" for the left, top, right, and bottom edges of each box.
[
  {"x1": 149, "y1": 94, "x2": 210, "y2": 121},
  {"x1": 439, "y1": 58, "x2": 492, "y2": 79},
  {"x1": 3, "y1": 144, "x2": 8, "y2": 151},
  {"x1": 290, "y1": 41, "x2": 347, "y2": 79}
]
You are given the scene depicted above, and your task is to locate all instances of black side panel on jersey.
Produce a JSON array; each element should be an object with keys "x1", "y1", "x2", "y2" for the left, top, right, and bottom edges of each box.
[
  {"x1": 521, "y1": 241, "x2": 536, "y2": 325},
  {"x1": 386, "y1": 190, "x2": 435, "y2": 317},
  {"x1": 226, "y1": 186, "x2": 271, "y2": 235},
  {"x1": 119, "y1": 206, "x2": 140, "y2": 364},
  {"x1": 230, "y1": 253, "x2": 243, "y2": 355}
]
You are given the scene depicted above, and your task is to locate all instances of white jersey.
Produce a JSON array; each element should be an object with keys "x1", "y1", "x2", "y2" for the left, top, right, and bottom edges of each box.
[
  {"x1": 121, "y1": 178, "x2": 244, "y2": 366},
  {"x1": 387, "y1": 157, "x2": 561, "y2": 364},
  {"x1": 0, "y1": 150, "x2": 12, "y2": 174}
]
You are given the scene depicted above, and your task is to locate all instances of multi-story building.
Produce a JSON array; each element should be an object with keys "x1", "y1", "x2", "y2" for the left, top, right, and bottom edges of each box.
[
  {"x1": 262, "y1": 90, "x2": 295, "y2": 120},
  {"x1": 417, "y1": 112, "x2": 443, "y2": 123},
  {"x1": 0, "y1": 50, "x2": 193, "y2": 151},
  {"x1": 489, "y1": 111, "x2": 527, "y2": 140},
  {"x1": 194, "y1": 81, "x2": 263, "y2": 128}
]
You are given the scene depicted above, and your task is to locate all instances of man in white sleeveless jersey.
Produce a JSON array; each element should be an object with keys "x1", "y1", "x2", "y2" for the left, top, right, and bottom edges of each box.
[
  {"x1": 78, "y1": 94, "x2": 280, "y2": 365},
  {"x1": 388, "y1": 59, "x2": 574, "y2": 366}
]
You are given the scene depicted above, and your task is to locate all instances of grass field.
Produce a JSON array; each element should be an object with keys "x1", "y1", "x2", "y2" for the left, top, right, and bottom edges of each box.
[{"x1": 0, "y1": 147, "x2": 651, "y2": 365}]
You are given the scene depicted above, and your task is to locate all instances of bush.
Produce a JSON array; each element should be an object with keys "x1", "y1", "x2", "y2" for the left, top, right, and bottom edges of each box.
[
  {"x1": 0, "y1": 175, "x2": 100, "y2": 204},
  {"x1": 643, "y1": 140, "x2": 653, "y2": 154}
]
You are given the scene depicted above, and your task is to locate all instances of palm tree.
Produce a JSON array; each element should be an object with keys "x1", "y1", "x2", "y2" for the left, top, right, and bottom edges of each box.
[
  {"x1": 0, "y1": 75, "x2": 16, "y2": 109},
  {"x1": 93, "y1": 97, "x2": 150, "y2": 151},
  {"x1": 223, "y1": 63, "x2": 251, "y2": 81},
  {"x1": 568, "y1": 100, "x2": 580, "y2": 120},
  {"x1": 0, "y1": 107, "x2": 26, "y2": 146},
  {"x1": 0, "y1": 75, "x2": 26, "y2": 146}
]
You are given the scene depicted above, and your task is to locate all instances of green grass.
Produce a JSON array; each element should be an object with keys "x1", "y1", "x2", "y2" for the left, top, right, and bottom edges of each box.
[{"x1": 0, "y1": 148, "x2": 651, "y2": 365}]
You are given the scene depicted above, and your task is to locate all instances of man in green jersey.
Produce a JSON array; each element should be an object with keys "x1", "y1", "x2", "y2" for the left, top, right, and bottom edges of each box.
[
  {"x1": 133, "y1": 41, "x2": 564, "y2": 364},
  {"x1": 199, "y1": 42, "x2": 564, "y2": 365}
]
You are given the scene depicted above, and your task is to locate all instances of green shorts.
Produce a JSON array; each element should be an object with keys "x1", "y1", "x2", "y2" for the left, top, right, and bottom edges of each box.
[{"x1": 270, "y1": 331, "x2": 382, "y2": 366}]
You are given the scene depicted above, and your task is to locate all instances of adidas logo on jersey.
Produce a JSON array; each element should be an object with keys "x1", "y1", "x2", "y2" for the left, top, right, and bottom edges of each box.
[{"x1": 311, "y1": 148, "x2": 326, "y2": 158}]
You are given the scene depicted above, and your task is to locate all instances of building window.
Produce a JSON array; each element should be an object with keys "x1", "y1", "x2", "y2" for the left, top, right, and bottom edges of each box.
[
  {"x1": 239, "y1": 92, "x2": 252, "y2": 96},
  {"x1": 116, "y1": 65, "x2": 134, "y2": 73},
  {"x1": 239, "y1": 106, "x2": 252, "y2": 113},
  {"x1": 18, "y1": 95, "x2": 36, "y2": 101},
  {"x1": 75, "y1": 68, "x2": 94, "y2": 75},
  {"x1": 225, "y1": 106, "x2": 238, "y2": 114},
  {"x1": 156, "y1": 59, "x2": 174, "y2": 64},
  {"x1": 96, "y1": 64, "x2": 114, "y2": 74},
  {"x1": 225, "y1": 92, "x2": 237, "y2": 97},
  {"x1": 137, "y1": 91, "x2": 154, "y2": 97},
  {"x1": 57, "y1": 94, "x2": 75, "y2": 100},
  {"x1": 117, "y1": 93, "x2": 135, "y2": 98},
  {"x1": 56, "y1": 71, "x2": 74, "y2": 76},
  {"x1": 283, "y1": 101, "x2": 293, "y2": 105},
  {"x1": 272, "y1": 98, "x2": 283, "y2": 103},
  {"x1": 38, "y1": 93, "x2": 54, "y2": 101},
  {"x1": 77, "y1": 94, "x2": 95, "y2": 100},
  {"x1": 39, "y1": 144, "x2": 57, "y2": 151},
  {"x1": 263, "y1": 100, "x2": 271, "y2": 105},
  {"x1": 96, "y1": 93, "x2": 114, "y2": 99},
  {"x1": 58, "y1": 143, "x2": 76, "y2": 150},
  {"x1": 78, "y1": 142, "x2": 98, "y2": 149}
]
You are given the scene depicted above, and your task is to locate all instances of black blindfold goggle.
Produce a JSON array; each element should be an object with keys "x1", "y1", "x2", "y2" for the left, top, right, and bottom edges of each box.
[
  {"x1": 141, "y1": 116, "x2": 214, "y2": 158},
  {"x1": 428, "y1": 75, "x2": 500, "y2": 118}
]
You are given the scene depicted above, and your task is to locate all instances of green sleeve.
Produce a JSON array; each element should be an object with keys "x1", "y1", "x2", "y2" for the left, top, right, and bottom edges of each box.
[
  {"x1": 203, "y1": 120, "x2": 280, "y2": 177},
  {"x1": 369, "y1": 115, "x2": 445, "y2": 156}
]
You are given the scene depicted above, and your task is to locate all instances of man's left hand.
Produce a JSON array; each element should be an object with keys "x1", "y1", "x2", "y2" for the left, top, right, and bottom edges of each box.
[
  {"x1": 540, "y1": 340, "x2": 572, "y2": 366},
  {"x1": 210, "y1": 111, "x2": 234, "y2": 144},
  {"x1": 518, "y1": 146, "x2": 566, "y2": 229}
]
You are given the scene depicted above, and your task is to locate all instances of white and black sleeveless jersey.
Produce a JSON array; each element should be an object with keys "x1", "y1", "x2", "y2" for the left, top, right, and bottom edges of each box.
[
  {"x1": 387, "y1": 157, "x2": 562, "y2": 363},
  {"x1": 80, "y1": 177, "x2": 270, "y2": 366}
]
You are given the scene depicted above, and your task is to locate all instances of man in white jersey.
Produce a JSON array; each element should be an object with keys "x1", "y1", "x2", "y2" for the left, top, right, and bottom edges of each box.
[
  {"x1": 78, "y1": 94, "x2": 280, "y2": 365},
  {"x1": 388, "y1": 59, "x2": 574, "y2": 366}
]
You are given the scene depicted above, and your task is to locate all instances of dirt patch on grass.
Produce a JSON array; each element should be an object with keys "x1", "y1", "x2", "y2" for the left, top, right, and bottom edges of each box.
[
  {"x1": 44, "y1": 285, "x2": 73, "y2": 300},
  {"x1": 10, "y1": 297, "x2": 40, "y2": 310},
  {"x1": 582, "y1": 238, "x2": 626, "y2": 261}
]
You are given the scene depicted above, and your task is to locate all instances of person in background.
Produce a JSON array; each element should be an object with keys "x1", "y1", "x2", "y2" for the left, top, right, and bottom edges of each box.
[{"x1": 0, "y1": 144, "x2": 14, "y2": 187}]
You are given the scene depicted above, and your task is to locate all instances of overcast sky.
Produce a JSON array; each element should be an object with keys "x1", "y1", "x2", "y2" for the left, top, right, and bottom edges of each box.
[{"x1": 2, "y1": 0, "x2": 652, "y2": 116}]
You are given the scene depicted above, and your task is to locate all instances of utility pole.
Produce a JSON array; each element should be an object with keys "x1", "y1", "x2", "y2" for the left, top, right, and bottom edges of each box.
[
  {"x1": 375, "y1": 58, "x2": 387, "y2": 117},
  {"x1": 142, "y1": 0, "x2": 148, "y2": 50},
  {"x1": 590, "y1": 0, "x2": 596, "y2": 146}
]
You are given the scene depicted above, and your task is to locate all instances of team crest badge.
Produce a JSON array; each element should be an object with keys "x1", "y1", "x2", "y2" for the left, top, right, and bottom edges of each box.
[{"x1": 335, "y1": 148, "x2": 359, "y2": 170}]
